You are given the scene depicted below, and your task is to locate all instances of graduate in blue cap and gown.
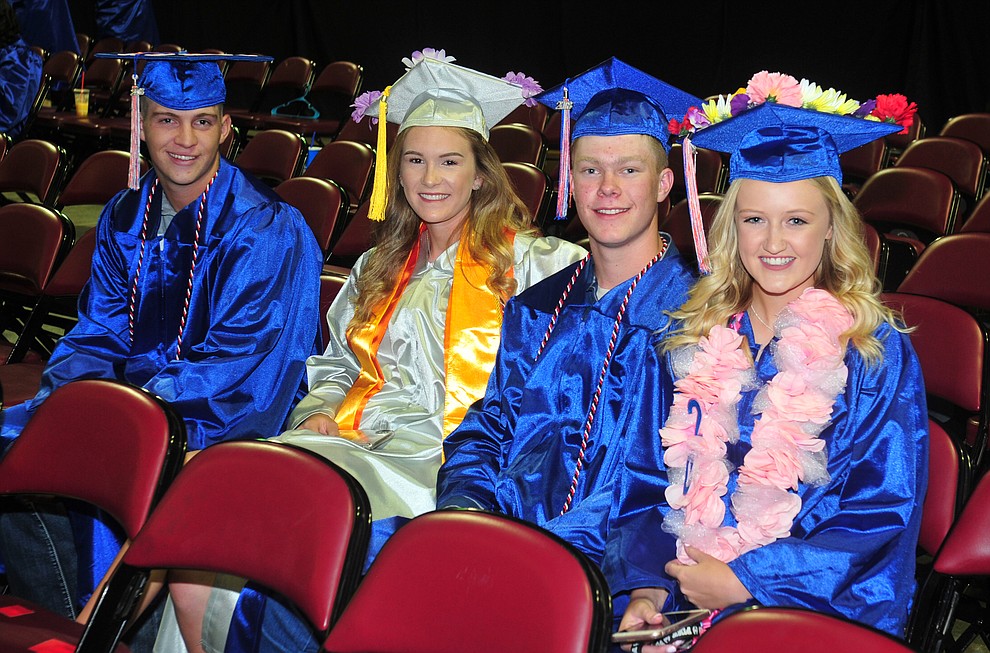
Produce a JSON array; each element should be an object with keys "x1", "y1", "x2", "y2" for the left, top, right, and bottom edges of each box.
[
  {"x1": 609, "y1": 72, "x2": 927, "y2": 647},
  {"x1": 436, "y1": 58, "x2": 697, "y2": 593},
  {"x1": 0, "y1": 52, "x2": 322, "y2": 639}
]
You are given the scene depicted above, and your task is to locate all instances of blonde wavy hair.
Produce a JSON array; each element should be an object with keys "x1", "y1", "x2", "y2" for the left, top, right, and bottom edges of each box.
[
  {"x1": 664, "y1": 176, "x2": 904, "y2": 365},
  {"x1": 349, "y1": 126, "x2": 536, "y2": 332}
]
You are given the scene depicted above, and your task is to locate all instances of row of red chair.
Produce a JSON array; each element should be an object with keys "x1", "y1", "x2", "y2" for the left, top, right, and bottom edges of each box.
[
  {"x1": 6, "y1": 378, "x2": 989, "y2": 652},
  {"x1": 0, "y1": 378, "x2": 612, "y2": 652}
]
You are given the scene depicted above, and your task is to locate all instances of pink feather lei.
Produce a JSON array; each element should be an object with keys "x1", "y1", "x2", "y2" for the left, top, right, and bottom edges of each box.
[{"x1": 660, "y1": 288, "x2": 854, "y2": 563}]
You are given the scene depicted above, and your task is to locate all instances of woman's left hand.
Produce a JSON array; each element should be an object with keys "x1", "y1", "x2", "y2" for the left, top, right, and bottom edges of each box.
[{"x1": 665, "y1": 545, "x2": 752, "y2": 609}]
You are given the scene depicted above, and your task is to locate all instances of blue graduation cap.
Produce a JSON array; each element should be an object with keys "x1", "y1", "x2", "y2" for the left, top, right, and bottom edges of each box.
[
  {"x1": 94, "y1": 52, "x2": 273, "y2": 188},
  {"x1": 536, "y1": 57, "x2": 701, "y2": 148},
  {"x1": 689, "y1": 102, "x2": 902, "y2": 185},
  {"x1": 535, "y1": 58, "x2": 702, "y2": 220},
  {"x1": 677, "y1": 71, "x2": 916, "y2": 275}
]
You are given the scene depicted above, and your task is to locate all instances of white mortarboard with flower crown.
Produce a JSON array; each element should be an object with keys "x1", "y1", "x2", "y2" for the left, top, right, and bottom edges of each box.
[
  {"x1": 349, "y1": 48, "x2": 542, "y2": 221},
  {"x1": 93, "y1": 51, "x2": 274, "y2": 190},
  {"x1": 669, "y1": 71, "x2": 918, "y2": 274}
]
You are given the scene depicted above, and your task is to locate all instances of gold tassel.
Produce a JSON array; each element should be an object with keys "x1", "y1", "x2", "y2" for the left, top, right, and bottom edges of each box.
[{"x1": 368, "y1": 86, "x2": 392, "y2": 221}]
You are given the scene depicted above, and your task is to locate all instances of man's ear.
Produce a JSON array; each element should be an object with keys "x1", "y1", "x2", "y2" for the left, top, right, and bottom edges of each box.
[
  {"x1": 219, "y1": 113, "x2": 232, "y2": 143},
  {"x1": 657, "y1": 167, "x2": 674, "y2": 202}
]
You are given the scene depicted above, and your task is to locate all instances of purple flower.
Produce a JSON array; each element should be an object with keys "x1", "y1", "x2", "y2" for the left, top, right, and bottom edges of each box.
[
  {"x1": 402, "y1": 48, "x2": 456, "y2": 70},
  {"x1": 504, "y1": 71, "x2": 543, "y2": 107},
  {"x1": 350, "y1": 90, "x2": 382, "y2": 124},
  {"x1": 729, "y1": 93, "x2": 751, "y2": 116},
  {"x1": 853, "y1": 99, "x2": 876, "y2": 118},
  {"x1": 685, "y1": 106, "x2": 711, "y2": 130}
]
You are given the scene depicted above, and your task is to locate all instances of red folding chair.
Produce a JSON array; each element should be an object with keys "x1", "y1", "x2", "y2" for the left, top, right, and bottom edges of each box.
[
  {"x1": 909, "y1": 468, "x2": 990, "y2": 653},
  {"x1": 691, "y1": 607, "x2": 919, "y2": 653},
  {"x1": 0, "y1": 379, "x2": 187, "y2": 652},
  {"x1": 79, "y1": 440, "x2": 370, "y2": 652},
  {"x1": 322, "y1": 510, "x2": 612, "y2": 653},
  {"x1": 276, "y1": 176, "x2": 348, "y2": 258}
]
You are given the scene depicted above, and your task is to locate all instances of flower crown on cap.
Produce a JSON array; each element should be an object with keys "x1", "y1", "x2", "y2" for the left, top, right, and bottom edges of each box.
[
  {"x1": 668, "y1": 70, "x2": 917, "y2": 138},
  {"x1": 349, "y1": 48, "x2": 542, "y2": 125}
]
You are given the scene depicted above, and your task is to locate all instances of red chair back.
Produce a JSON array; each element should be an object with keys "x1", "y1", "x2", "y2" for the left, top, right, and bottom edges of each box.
[
  {"x1": 489, "y1": 123, "x2": 546, "y2": 167},
  {"x1": 276, "y1": 177, "x2": 347, "y2": 257},
  {"x1": 0, "y1": 379, "x2": 186, "y2": 538},
  {"x1": 498, "y1": 102, "x2": 549, "y2": 131},
  {"x1": 56, "y1": 150, "x2": 147, "y2": 208},
  {"x1": 121, "y1": 441, "x2": 370, "y2": 633},
  {"x1": 855, "y1": 167, "x2": 959, "y2": 242},
  {"x1": 0, "y1": 139, "x2": 67, "y2": 206},
  {"x1": 896, "y1": 136, "x2": 987, "y2": 213},
  {"x1": 897, "y1": 233, "x2": 990, "y2": 312},
  {"x1": 326, "y1": 200, "x2": 372, "y2": 268},
  {"x1": 503, "y1": 161, "x2": 550, "y2": 225},
  {"x1": 303, "y1": 140, "x2": 374, "y2": 212},
  {"x1": 319, "y1": 271, "x2": 348, "y2": 350},
  {"x1": 235, "y1": 129, "x2": 306, "y2": 185},
  {"x1": 691, "y1": 607, "x2": 918, "y2": 653},
  {"x1": 934, "y1": 468, "x2": 990, "y2": 576},
  {"x1": 0, "y1": 202, "x2": 72, "y2": 296},
  {"x1": 322, "y1": 510, "x2": 612, "y2": 653},
  {"x1": 921, "y1": 420, "x2": 969, "y2": 557}
]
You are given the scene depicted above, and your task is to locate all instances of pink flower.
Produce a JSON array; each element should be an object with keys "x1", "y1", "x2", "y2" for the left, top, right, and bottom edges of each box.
[
  {"x1": 733, "y1": 490, "x2": 801, "y2": 546},
  {"x1": 776, "y1": 323, "x2": 845, "y2": 371},
  {"x1": 681, "y1": 460, "x2": 729, "y2": 527},
  {"x1": 503, "y1": 71, "x2": 543, "y2": 107},
  {"x1": 753, "y1": 418, "x2": 825, "y2": 453},
  {"x1": 738, "y1": 446, "x2": 802, "y2": 490},
  {"x1": 746, "y1": 71, "x2": 802, "y2": 107},
  {"x1": 350, "y1": 90, "x2": 382, "y2": 124},
  {"x1": 765, "y1": 372, "x2": 835, "y2": 423},
  {"x1": 789, "y1": 288, "x2": 853, "y2": 338}
]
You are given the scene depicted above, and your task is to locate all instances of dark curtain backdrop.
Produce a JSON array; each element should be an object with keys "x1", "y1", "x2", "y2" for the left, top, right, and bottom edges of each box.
[{"x1": 68, "y1": 0, "x2": 989, "y2": 132}]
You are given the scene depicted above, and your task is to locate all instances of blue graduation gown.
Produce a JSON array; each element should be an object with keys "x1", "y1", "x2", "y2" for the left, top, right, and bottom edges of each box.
[
  {"x1": 0, "y1": 158, "x2": 322, "y2": 605},
  {"x1": 0, "y1": 37, "x2": 42, "y2": 139},
  {"x1": 437, "y1": 245, "x2": 695, "y2": 570},
  {"x1": 603, "y1": 315, "x2": 929, "y2": 637}
]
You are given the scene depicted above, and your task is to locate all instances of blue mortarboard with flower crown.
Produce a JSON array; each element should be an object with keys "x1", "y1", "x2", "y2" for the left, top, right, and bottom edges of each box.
[
  {"x1": 534, "y1": 58, "x2": 702, "y2": 221},
  {"x1": 349, "y1": 48, "x2": 542, "y2": 221},
  {"x1": 689, "y1": 103, "x2": 903, "y2": 185},
  {"x1": 94, "y1": 51, "x2": 274, "y2": 189},
  {"x1": 669, "y1": 70, "x2": 918, "y2": 274},
  {"x1": 537, "y1": 57, "x2": 702, "y2": 148}
]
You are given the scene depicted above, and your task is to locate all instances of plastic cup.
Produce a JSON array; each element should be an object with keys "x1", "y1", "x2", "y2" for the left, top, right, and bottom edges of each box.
[{"x1": 73, "y1": 89, "x2": 90, "y2": 117}]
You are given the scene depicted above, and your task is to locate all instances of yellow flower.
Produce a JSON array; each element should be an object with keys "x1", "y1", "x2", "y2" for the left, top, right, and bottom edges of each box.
[
  {"x1": 702, "y1": 94, "x2": 735, "y2": 124},
  {"x1": 800, "y1": 79, "x2": 861, "y2": 115}
]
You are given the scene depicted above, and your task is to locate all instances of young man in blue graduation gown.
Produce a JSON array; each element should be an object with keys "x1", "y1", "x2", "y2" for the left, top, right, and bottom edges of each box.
[
  {"x1": 436, "y1": 58, "x2": 698, "y2": 591},
  {"x1": 0, "y1": 54, "x2": 321, "y2": 634}
]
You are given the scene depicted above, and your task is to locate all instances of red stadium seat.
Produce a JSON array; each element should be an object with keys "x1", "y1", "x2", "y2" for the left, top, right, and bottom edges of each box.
[{"x1": 322, "y1": 510, "x2": 611, "y2": 653}]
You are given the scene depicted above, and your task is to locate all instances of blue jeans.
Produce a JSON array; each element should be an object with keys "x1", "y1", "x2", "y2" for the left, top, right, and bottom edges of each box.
[{"x1": 0, "y1": 498, "x2": 79, "y2": 617}]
